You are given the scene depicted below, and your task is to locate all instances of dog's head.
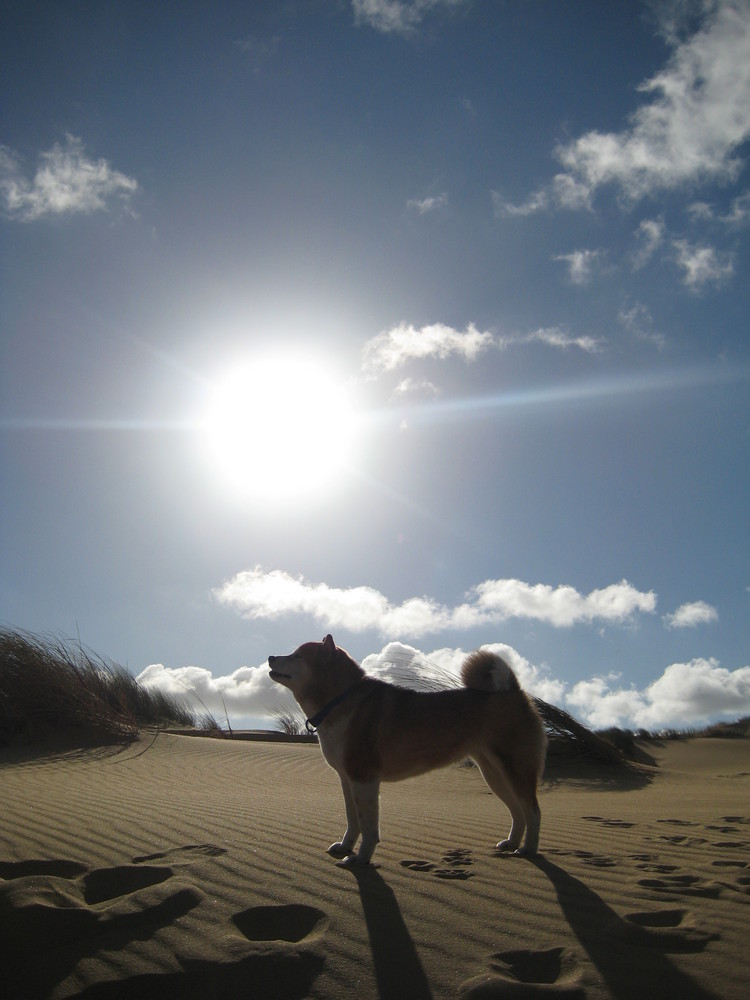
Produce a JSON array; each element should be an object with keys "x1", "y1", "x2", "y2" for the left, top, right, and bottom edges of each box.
[{"x1": 268, "y1": 634, "x2": 363, "y2": 708}]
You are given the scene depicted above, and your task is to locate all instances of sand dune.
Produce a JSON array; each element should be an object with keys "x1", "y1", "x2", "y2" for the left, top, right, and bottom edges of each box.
[{"x1": 1, "y1": 733, "x2": 748, "y2": 999}]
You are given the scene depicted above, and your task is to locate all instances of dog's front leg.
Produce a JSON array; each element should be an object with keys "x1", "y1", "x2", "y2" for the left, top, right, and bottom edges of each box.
[
  {"x1": 327, "y1": 774, "x2": 361, "y2": 860},
  {"x1": 338, "y1": 780, "x2": 380, "y2": 866}
]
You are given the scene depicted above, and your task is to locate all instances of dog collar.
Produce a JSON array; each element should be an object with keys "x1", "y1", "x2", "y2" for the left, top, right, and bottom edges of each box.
[{"x1": 305, "y1": 683, "x2": 363, "y2": 734}]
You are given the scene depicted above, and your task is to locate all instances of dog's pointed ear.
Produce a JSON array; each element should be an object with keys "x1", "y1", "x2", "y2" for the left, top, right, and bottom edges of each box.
[{"x1": 322, "y1": 634, "x2": 336, "y2": 657}]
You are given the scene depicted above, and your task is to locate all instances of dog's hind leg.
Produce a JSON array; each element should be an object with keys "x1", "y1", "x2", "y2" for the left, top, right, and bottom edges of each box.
[
  {"x1": 327, "y1": 774, "x2": 361, "y2": 860},
  {"x1": 500, "y1": 758, "x2": 541, "y2": 855},
  {"x1": 474, "y1": 752, "x2": 526, "y2": 852},
  {"x1": 475, "y1": 751, "x2": 540, "y2": 855}
]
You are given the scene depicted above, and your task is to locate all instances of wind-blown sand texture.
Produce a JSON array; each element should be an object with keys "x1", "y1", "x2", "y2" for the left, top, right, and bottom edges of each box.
[{"x1": 1, "y1": 733, "x2": 748, "y2": 999}]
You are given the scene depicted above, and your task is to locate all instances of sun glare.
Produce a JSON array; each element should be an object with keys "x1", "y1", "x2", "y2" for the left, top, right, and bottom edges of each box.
[{"x1": 200, "y1": 356, "x2": 359, "y2": 502}]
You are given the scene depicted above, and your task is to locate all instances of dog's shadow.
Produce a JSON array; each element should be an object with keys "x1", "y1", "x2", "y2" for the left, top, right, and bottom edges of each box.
[
  {"x1": 349, "y1": 865, "x2": 433, "y2": 1000},
  {"x1": 530, "y1": 855, "x2": 720, "y2": 1000}
]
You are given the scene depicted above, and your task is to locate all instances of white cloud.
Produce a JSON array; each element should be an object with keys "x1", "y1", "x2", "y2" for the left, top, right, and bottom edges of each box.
[
  {"x1": 0, "y1": 135, "x2": 138, "y2": 221},
  {"x1": 467, "y1": 578, "x2": 656, "y2": 629},
  {"x1": 407, "y1": 192, "x2": 448, "y2": 214},
  {"x1": 361, "y1": 640, "x2": 567, "y2": 703},
  {"x1": 392, "y1": 376, "x2": 439, "y2": 397},
  {"x1": 721, "y1": 189, "x2": 750, "y2": 224},
  {"x1": 213, "y1": 566, "x2": 656, "y2": 636},
  {"x1": 671, "y1": 238, "x2": 735, "y2": 289},
  {"x1": 689, "y1": 190, "x2": 750, "y2": 224},
  {"x1": 632, "y1": 217, "x2": 666, "y2": 268},
  {"x1": 352, "y1": 0, "x2": 465, "y2": 34},
  {"x1": 663, "y1": 600, "x2": 719, "y2": 628},
  {"x1": 137, "y1": 660, "x2": 281, "y2": 723},
  {"x1": 495, "y1": 326, "x2": 604, "y2": 353},
  {"x1": 493, "y1": 173, "x2": 593, "y2": 217},
  {"x1": 139, "y1": 645, "x2": 749, "y2": 732},
  {"x1": 362, "y1": 321, "x2": 602, "y2": 374},
  {"x1": 618, "y1": 301, "x2": 667, "y2": 349},
  {"x1": 503, "y1": 1, "x2": 750, "y2": 212},
  {"x1": 553, "y1": 249, "x2": 604, "y2": 285},
  {"x1": 568, "y1": 658, "x2": 750, "y2": 729},
  {"x1": 362, "y1": 321, "x2": 494, "y2": 373}
]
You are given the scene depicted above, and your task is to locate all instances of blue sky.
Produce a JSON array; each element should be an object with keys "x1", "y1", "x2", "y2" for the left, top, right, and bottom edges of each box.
[{"x1": 2, "y1": 0, "x2": 749, "y2": 731}]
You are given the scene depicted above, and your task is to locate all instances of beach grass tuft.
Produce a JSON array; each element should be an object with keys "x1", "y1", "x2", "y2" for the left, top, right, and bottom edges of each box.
[{"x1": 0, "y1": 627, "x2": 217, "y2": 747}]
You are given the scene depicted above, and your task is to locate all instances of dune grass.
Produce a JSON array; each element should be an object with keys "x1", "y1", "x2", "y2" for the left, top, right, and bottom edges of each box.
[{"x1": 0, "y1": 627, "x2": 218, "y2": 747}]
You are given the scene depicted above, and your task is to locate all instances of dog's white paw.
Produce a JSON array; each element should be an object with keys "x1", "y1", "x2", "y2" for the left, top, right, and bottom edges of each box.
[
  {"x1": 327, "y1": 842, "x2": 354, "y2": 859},
  {"x1": 334, "y1": 854, "x2": 380, "y2": 870},
  {"x1": 496, "y1": 839, "x2": 520, "y2": 853}
]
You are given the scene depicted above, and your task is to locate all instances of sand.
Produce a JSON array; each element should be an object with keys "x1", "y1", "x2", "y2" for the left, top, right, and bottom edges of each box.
[{"x1": 1, "y1": 732, "x2": 748, "y2": 999}]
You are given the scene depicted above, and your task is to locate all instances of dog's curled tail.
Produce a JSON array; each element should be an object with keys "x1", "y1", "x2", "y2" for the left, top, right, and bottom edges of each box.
[{"x1": 461, "y1": 649, "x2": 520, "y2": 693}]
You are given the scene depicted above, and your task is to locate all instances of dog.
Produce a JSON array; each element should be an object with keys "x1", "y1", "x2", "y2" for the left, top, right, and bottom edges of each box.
[{"x1": 268, "y1": 634, "x2": 546, "y2": 866}]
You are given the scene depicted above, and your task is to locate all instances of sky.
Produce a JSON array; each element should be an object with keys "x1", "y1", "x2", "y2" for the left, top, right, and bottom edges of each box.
[{"x1": 2, "y1": 0, "x2": 749, "y2": 732}]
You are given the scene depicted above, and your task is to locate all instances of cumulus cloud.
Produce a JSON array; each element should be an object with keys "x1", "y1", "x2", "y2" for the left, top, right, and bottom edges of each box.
[
  {"x1": 502, "y1": 1, "x2": 750, "y2": 212},
  {"x1": 568, "y1": 658, "x2": 750, "y2": 729},
  {"x1": 0, "y1": 135, "x2": 138, "y2": 221},
  {"x1": 361, "y1": 639, "x2": 567, "y2": 703},
  {"x1": 467, "y1": 578, "x2": 656, "y2": 629},
  {"x1": 407, "y1": 192, "x2": 448, "y2": 214},
  {"x1": 671, "y1": 238, "x2": 735, "y2": 289},
  {"x1": 663, "y1": 600, "x2": 719, "y2": 628},
  {"x1": 137, "y1": 660, "x2": 281, "y2": 723},
  {"x1": 213, "y1": 567, "x2": 656, "y2": 636},
  {"x1": 553, "y1": 249, "x2": 605, "y2": 285},
  {"x1": 138, "y1": 645, "x2": 749, "y2": 731},
  {"x1": 352, "y1": 0, "x2": 465, "y2": 34}
]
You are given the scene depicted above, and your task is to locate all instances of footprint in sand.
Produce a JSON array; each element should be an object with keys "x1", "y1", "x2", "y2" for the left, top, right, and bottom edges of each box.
[
  {"x1": 82, "y1": 865, "x2": 174, "y2": 905},
  {"x1": 1, "y1": 855, "x2": 203, "y2": 994},
  {"x1": 0, "y1": 859, "x2": 87, "y2": 879},
  {"x1": 657, "y1": 835, "x2": 708, "y2": 846},
  {"x1": 459, "y1": 947, "x2": 585, "y2": 998},
  {"x1": 2, "y1": 850, "x2": 328, "y2": 1000},
  {"x1": 545, "y1": 849, "x2": 616, "y2": 868},
  {"x1": 132, "y1": 843, "x2": 227, "y2": 865},
  {"x1": 637, "y1": 873, "x2": 723, "y2": 898},
  {"x1": 656, "y1": 819, "x2": 699, "y2": 827},
  {"x1": 232, "y1": 904, "x2": 328, "y2": 943},
  {"x1": 400, "y1": 849, "x2": 475, "y2": 879},
  {"x1": 401, "y1": 860, "x2": 436, "y2": 872},
  {"x1": 636, "y1": 863, "x2": 680, "y2": 873},
  {"x1": 615, "y1": 908, "x2": 719, "y2": 953},
  {"x1": 582, "y1": 816, "x2": 635, "y2": 828}
]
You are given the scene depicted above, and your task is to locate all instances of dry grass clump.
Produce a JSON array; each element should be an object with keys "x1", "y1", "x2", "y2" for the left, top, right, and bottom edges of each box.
[{"x1": 0, "y1": 627, "x2": 215, "y2": 747}]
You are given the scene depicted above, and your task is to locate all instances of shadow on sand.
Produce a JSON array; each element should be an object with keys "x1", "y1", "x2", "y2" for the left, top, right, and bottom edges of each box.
[
  {"x1": 350, "y1": 865, "x2": 433, "y2": 1000},
  {"x1": 530, "y1": 855, "x2": 720, "y2": 1000}
]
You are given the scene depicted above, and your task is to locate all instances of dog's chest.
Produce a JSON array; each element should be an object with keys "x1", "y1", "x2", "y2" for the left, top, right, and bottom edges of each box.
[{"x1": 317, "y1": 715, "x2": 350, "y2": 774}]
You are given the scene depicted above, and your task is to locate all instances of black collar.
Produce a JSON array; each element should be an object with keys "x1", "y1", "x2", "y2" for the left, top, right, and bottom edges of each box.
[{"x1": 305, "y1": 683, "x2": 363, "y2": 734}]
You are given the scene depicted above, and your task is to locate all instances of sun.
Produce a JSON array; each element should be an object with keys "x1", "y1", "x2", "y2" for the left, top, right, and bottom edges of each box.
[{"x1": 200, "y1": 355, "x2": 359, "y2": 502}]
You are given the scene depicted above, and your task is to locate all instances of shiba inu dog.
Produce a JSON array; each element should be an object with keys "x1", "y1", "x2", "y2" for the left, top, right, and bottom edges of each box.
[{"x1": 268, "y1": 634, "x2": 546, "y2": 866}]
